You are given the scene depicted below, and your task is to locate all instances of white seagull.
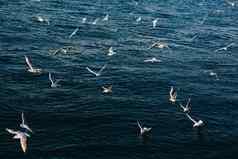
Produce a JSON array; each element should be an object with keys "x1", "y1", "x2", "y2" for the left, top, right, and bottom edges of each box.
[
  {"x1": 179, "y1": 98, "x2": 191, "y2": 113},
  {"x1": 169, "y1": 86, "x2": 177, "y2": 103},
  {"x1": 152, "y1": 18, "x2": 159, "y2": 28},
  {"x1": 136, "y1": 16, "x2": 142, "y2": 23},
  {"x1": 49, "y1": 72, "x2": 61, "y2": 88},
  {"x1": 6, "y1": 128, "x2": 30, "y2": 153},
  {"x1": 186, "y1": 114, "x2": 204, "y2": 128},
  {"x1": 69, "y1": 27, "x2": 79, "y2": 39},
  {"x1": 102, "y1": 14, "x2": 109, "y2": 21},
  {"x1": 144, "y1": 57, "x2": 161, "y2": 63},
  {"x1": 86, "y1": 64, "x2": 107, "y2": 77},
  {"x1": 214, "y1": 43, "x2": 234, "y2": 52},
  {"x1": 82, "y1": 17, "x2": 87, "y2": 23},
  {"x1": 225, "y1": 0, "x2": 235, "y2": 6},
  {"x1": 34, "y1": 15, "x2": 50, "y2": 25},
  {"x1": 137, "y1": 121, "x2": 152, "y2": 135},
  {"x1": 108, "y1": 47, "x2": 116, "y2": 56},
  {"x1": 24, "y1": 55, "x2": 42, "y2": 74},
  {"x1": 102, "y1": 85, "x2": 112, "y2": 93},
  {"x1": 20, "y1": 112, "x2": 33, "y2": 133}
]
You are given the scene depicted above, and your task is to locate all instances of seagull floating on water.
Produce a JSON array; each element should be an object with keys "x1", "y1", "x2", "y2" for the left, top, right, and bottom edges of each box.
[
  {"x1": 149, "y1": 41, "x2": 170, "y2": 49},
  {"x1": 152, "y1": 18, "x2": 159, "y2": 28},
  {"x1": 144, "y1": 57, "x2": 161, "y2": 63},
  {"x1": 51, "y1": 46, "x2": 78, "y2": 55},
  {"x1": 69, "y1": 28, "x2": 79, "y2": 39},
  {"x1": 86, "y1": 64, "x2": 107, "y2": 77},
  {"x1": 214, "y1": 43, "x2": 234, "y2": 52},
  {"x1": 186, "y1": 114, "x2": 204, "y2": 128},
  {"x1": 6, "y1": 128, "x2": 30, "y2": 153},
  {"x1": 24, "y1": 55, "x2": 42, "y2": 74},
  {"x1": 169, "y1": 86, "x2": 177, "y2": 103},
  {"x1": 102, "y1": 85, "x2": 112, "y2": 93},
  {"x1": 108, "y1": 47, "x2": 116, "y2": 56},
  {"x1": 137, "y1": 121, "x2": 152, "y2": 135},
  {"x1": 34, "y1": 15, "x2": 49, "y2": 25},
  {"x1": 82, "y1": 17, "x2": 87, "y2": 23},
  {"x1": 102, "y1": 14, "x2": 109, "y2": 21},
  {"x1": 49, "y1": 72, "x2": 61, "y2": 88},
  {"x1": 20, "y1": 112, "x2": 33, "y2": 133},
  {"x1": 179, "y1": 98, "x2": 191, "y2": 113},
  {"x1": 136, "y1": 16, "x2": 142, "y2": 23}
]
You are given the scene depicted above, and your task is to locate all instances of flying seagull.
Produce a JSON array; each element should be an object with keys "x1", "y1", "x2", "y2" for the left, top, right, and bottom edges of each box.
[
  {"x1": 169, "y1": 86, "x2": 177, "y2": 103},
  {"x1": 214, "y1": 43, "x2": 235, "y2": 52},
  {"x1": 24, "y1": 55, "x2": 42, "y2": 74},
  {"x1": 49, "y1": 72, "x2": 61, "y2": 88},
  {"x1": 144, "y1": 57, "x2": 161, "y2": 63},
  {"x1": 152, "y1": 18, "x2": 159, "y2": 28},
  {"x1": 86, "y1": 64, "x2": 107, "y2": 77},
  {"x1": 92, "y1": 18, "x2": 99, "y2": 25},
  {"x1": 179, "y1": 98, "x2": 191, "y2": 113},
  {"x1": 108, "y1": 47, "x2": 116, "y2": 56},
  {"x1": 186, "y1": 114, "x2": 204, "y2": 128},
  {"x1": 20, "y1": 112, "x2": 33, "y2": 133},
  {"x1": 137, "y1": 121, "x2": 152, "y2": 135},
  {"x1": 6, "y1": 128, "x2": 30, "y2": 153}
]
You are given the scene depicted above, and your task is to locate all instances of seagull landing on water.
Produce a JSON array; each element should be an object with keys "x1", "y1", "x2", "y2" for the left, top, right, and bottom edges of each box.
[
  {"x1": 137, "y1": 121, "x2": 152, "y2": 135},
  {"x1": 102, "y1": 85, "x2": 112, "y2": 93},
  {"x1": 24, "y1": 55, "x2": 43, "y2": 74},
  {"x1": 6, "y1": 128, "x2": 30, "y2": 153},
  {"x1": 214, "y1": 43, "x2": 235, "y2": 52},
  {"x1": 86, "y1": 64, "x2": 107, "y2": 77},
  {"x1": 102, "y1": 14, "x2": 109, "y2": 21},
  {"x1": 108, "y1": 47, "x2": 116, "y2": 56},
  {"x1": 179, "y1": 98, "x2": 191, "y2": 113},
  {"x1": 20, "y1": 112, "x2": 33, "y2": 133},
  {"x1": 49, "y1": 72, "x2": 61, "y2": 88},
  {"x1": 152, "y1": 18, "x2": 159, "y2": 28},
  {"x1": 169, "y1": 86, "x2": 177, "y2": 103},
  {"x1": 69, "y1": 27, "x2": 79, "y2": 39},
  {"x1": 144, "y1": 57, "x2": 161, "y2": 63},
  {"x1": 186, "y1": 114, "x2": 204, "y2": 128}
]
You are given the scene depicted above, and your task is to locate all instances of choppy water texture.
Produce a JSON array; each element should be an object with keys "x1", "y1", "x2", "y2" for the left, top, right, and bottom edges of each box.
[{"x1": 1, "y1": 0, "x2": 238, "y2": 158}]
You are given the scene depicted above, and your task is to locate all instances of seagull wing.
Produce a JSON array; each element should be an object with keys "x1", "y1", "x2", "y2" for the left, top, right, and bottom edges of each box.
[
  {"x1": 69, "y1": 28, "x2": 79, "y2": 39},
  {"x1": 86, "y1": 67, "x2": 97, "y2": 76},
  {"x1": 6, "y1": 128, "x2": 18, "y2": 135},
  {"x1": 179, "y1": 103, "x2": 185, "y2": 110},
  {"x1": 24, "y1": 56, "x2": 34, "y2": 70},
  {"x1": 137, "y1": 121, "x2": 142, "y2": 130},
  {"x1": 98, "y1": 64, "x2": 107, "y2": 74},
  {"x1": 186, "y1": 98, "x2": 191, "y2": 108},
  {"x1": 169, "y1": 87, "x2": 174, "y2": 97},
  {"x1": 21, "y1": 112, "x2": 25, "y2": 125},
  {"x1": 186, "y1": 114, "x2": 197, "y2": 124},
  {"x1": 49, "y1": 72, "x2": 54, "y2": 84}
]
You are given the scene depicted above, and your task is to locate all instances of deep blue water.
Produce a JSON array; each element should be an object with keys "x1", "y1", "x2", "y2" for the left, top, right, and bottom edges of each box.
[{"x1": 1, "y1": 0, "x2": 238, "y2": 158}]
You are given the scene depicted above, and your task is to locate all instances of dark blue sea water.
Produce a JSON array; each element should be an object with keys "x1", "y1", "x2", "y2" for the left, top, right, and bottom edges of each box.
[{"x1": 1, "y1": 0, "x2": 238, "y2": 158}]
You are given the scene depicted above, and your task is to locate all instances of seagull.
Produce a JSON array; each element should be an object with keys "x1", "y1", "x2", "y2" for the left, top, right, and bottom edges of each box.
[
  {"x1": 24, "y1": 55, "x2": 42, "y2": 74},
  {"x1": 51, "y1": 46, "x2": 77, "y2": 55},
  {"x1": 152, "y1": 18, "x2": 159, "y2": 28},
  {"x1": 169, "y1": 86, "x2": 177, "y2": 103},
  {"x1": 144, "y1": 57, "x2": 161, "y2": 63},
  {"x1": 34, "y1": 15, "x2": 50, "y2": 25},
  {"x1": 102, "y1": 14, "x2": 109, "y2": 21},
  {"x1": 108, "y1": 47, "x2": 116, "y2": 56},
  {"x1": 20, "y1": 112, "x2": 33, "y2": 133},
  {"x1": 49, "y1": 72, "x2": 61, "y2": 88},
  {"x1": 92, "y1": 18, "x2": 99, "y2": 25},
  {"x1": 137, "y1": 121, "x2": 152, "y2": 135},
  {"x1": 214, "y1": 43, "x2": 234, "y2": 52},
  {"x1": 149, "y1": 41, "x2": 170, "y2": 49},
  {"x1": 6, "y1": 128, "x2": 30, "y2": 153},
  {"x1": 86, "y1": 64, "x2": 107, "y2": 77},
  {"x1": 69, "y1": 27, "x2": 79, "y2": 39},
  {"x1": 102, "y1": 85, "x2": 112, "y2": 93},
  {"x1": 225, "y1": 0, "x2": 235, "y2": 6},
  {"x1": 82, "y1": 17, "x2": 87, "y2": 23},
  {"x1": 179, "y1": 98, "x2": 191, "y2": 113},
  {"x1": 186, "y1": 114, "x2": 204, "y2": 128},
  {"x1": 136, "y1": 16, "x2": 142, "y2": 23}
]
